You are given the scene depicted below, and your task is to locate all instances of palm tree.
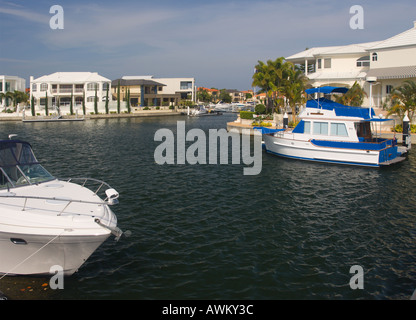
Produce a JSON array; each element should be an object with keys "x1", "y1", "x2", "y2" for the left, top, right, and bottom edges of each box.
[
  {"x1": 253, "y1": 57, "x2": 296, "y2": 114},
  {"x1": 335, "y1": 81, "x2": 366, "y2": 107},
  {"x1": 0, "y1": 91, "x2": 14, "y2": 111},
  {"x1": 282, "y1": 64, "x2": 308, "y2": 123},
  {"x1": 252, "y1": 59, "x2": 278, "y2": 113},
  {"x1": 386, "y1": 80, "x2": 416, "y2": 124}
]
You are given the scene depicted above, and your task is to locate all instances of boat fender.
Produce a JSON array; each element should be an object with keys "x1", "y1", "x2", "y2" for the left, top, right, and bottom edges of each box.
[{"x1": 94, "y1": 218, "x2": 131, "y2": 241}]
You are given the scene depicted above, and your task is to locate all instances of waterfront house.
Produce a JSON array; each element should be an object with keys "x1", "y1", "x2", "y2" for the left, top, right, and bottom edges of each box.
[
  {"x1": 112, "y1": 76, "x2": 196, "y2": 107},
  {"x1": 286, "y1": 21, "x2": 416, "y2": 111},
  {"x1": 0, "y1": 75, "x2": 26, "y2": 108},
  {"x1": 30, "y1": 72, "x2": 111, "y2": 114}
]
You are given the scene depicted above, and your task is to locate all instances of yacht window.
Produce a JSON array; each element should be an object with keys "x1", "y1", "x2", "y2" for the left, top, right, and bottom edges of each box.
[
  {"x1": 0, "y1": 169, "x2": 12, "y2": 189},
  {"x1": 304, "y1": 121, "x2": 311, "y2": 134},
  {"x1": 331, "y1": 123, "x2": 348, "y2": 137},
  {"x1": 313, "y1": 122, "x2": 328, "y2": 135}
]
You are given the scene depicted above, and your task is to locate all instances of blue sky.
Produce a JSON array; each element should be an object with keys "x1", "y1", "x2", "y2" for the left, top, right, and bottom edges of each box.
[{"x1": 1, "y1": 0, "x2": 415, "y2": 90}]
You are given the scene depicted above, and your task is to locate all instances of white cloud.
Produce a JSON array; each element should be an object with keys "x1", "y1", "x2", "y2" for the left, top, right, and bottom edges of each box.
[{"x1": 0, "y1": 5, "x2": 48, "y2": 24}]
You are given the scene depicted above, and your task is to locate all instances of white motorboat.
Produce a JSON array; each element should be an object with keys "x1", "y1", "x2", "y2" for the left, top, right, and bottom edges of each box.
[
  {"x1": 0, "y1": 138, "x2": 125, "y2": 276},
  {"x1": 188, "y1": 105, "x2": 222, "y2": 117},
  {"x1": 258, "y1": 86, "x2": 409, "y2": 167}
]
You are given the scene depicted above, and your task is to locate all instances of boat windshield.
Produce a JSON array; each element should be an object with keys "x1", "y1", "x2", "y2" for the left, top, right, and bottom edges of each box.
[{"x1": 0, "y1": 140, "x2": 54, "y2": 189}]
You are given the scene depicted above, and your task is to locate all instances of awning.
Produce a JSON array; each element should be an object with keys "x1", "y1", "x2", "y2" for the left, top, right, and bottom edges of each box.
[
  {"x1": 366, "y1": 66, "x2": 416, "y2": 80},
  {"x1": 305, "y1": 86, "x2": 349, "y2": 94}
]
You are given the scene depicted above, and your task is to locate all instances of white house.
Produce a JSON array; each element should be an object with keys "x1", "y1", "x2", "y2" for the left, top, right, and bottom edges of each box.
[
  {"x1": 286, "y1": 21, "x2": 416, "y2": 110},
  {"x1": 30, "y1": 72, "x2": 111, "y2": 114},
  {"x1": 0, "y1": 75, "x2": 26, "y2": 108}
]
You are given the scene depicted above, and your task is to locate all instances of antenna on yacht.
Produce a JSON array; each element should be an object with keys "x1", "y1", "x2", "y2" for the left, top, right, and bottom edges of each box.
[{"x1": 8, "y1": 134, "x2": 18, "y2": 140}]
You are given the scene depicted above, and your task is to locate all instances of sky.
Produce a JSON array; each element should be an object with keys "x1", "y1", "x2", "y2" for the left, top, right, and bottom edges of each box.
[{"x1": 1, "y1": 0, "x2": 416, "y2": 91}]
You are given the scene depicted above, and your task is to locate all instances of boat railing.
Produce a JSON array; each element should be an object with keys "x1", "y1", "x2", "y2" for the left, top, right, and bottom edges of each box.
[
  {"x1": 59, "y1": 177, "x2": 119, "y2": 204},
  {"x1": 0, "y1": 193, "x2": 114, "y2": 216}
]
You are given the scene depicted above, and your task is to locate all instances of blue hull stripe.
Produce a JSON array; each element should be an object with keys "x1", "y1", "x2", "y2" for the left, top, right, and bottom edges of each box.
[{"x1": 265, "y1": 149, "x2": 380, "y2": 167}]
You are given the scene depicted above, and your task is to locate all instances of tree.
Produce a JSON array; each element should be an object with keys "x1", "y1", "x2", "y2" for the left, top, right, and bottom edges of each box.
[
  {"x1": 105, "y1": 85, "x2": 109, "y2": 114},
  {"x1": 126, "y1": 88, "x2": 131, "y2": 113},
  {"x1": 252, "y1": 57, "x2": 292, "y2": 113},
  {"x1": 117, "y1": 80, "x2": 121, "y2": 114},
  {"x1": 70, "y1": 90, "x2": 74, "y2": 115},
  {"x1": 282, "y1": 64, "x2": 308, "y2": 122},
  {"x1": 0, "y1": 91, "x2": 14, "y2": 110},
  {"x1": 335, "y1": 81, "x2": 366, "y2": 107},
  {"x1": 82, "y1": 91, "x2": 86, "y2": 115},
  {"x1": 94, "y1": 86, "x2": 98, "y2": 114},
  {"x1": 45, "y1": 92, "x2": 49, "y2": 116},
  {"x1": 219, "y1": 89, "x2": 232, "y2": 103},
  {"x1": 31, "y1": 95, "x2": 35, "y2": 116},
  {"x1": 197, "y1": 88, "x2": 211, "y2": 102},
  {"x1": 386, "y1": 80, "x2": 416, "y2": 124}
]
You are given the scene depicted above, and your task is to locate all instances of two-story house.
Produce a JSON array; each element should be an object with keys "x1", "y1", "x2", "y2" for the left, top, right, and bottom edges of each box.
[
  {"x1": 286, "y1": 21, "x2": 416, "y2": 109},
  {"x1": 111, "y1": 76, "x2": 195, "y2": 107},
  {"x1": 30, "y1": 72, "x2": 111, "y2": 113}
]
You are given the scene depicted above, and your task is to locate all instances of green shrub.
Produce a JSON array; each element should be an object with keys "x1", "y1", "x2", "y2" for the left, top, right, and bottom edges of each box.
[
  {"x1": 240, "y1": 111, "x2": 255, "y2": 119},
  {"x1": 255, "y1": 104, "x2": 266, "y2": 114},
  {"x1": 392, "y1": 124, "x2": 416, "y2": 133}
]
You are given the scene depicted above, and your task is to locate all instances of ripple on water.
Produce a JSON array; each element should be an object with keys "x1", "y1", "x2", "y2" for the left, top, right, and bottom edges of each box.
[{"x1": 1, "y1": 116, "x2": 415, "y2": 300}]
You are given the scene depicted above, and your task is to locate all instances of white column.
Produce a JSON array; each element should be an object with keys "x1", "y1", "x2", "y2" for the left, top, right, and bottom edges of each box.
[{"x1": 305, "y1": 59, "x2": 308, "y2": 76}]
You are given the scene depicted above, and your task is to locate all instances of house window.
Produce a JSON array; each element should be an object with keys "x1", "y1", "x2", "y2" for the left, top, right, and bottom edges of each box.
[
  {"x1": 59, "y1": 84, "x2": 72, "y2": 93},
  {"x1": 317, "y1": 59, "x2": 322, "y2": 69},
  {"x1": 386, "y1": 85, "x2": 393, "y2": 94},
  {"x1": 330, "y1": 123, "x2": 348, "y2": 137},
  {"x1": 75, "y1": 84, "x2": 84, "y2": 93},
  {"x1": 102, "y1": 82, "x2": 109, "y2": 91},
  {"x1": 356, "y1": 56, "x2": 370, "y2": 67},
  {"x1": 40, "y1": 83, "x2": 48, "y2": 91},
  {"x1": 87, "y1": 83, "x2": 98, "y2": 91},
  {"x1": 372, "y1": 53, "x2": 378, "y2": 61},
  {"x1": 180, "y1": 81, "x2": 192, "y2": 90},
  {"x1": 324, "y1": 58, "x2": 331, "y2": 68},
  {"x1": 87, "y1": 96, "x2": 96, "y2": 102},
  {"x1": 313, "y1": 122, "x2": 328, "y2": 135},
  {"x1": 31, "y1": 83, "x2": 37, "y2": 92}
]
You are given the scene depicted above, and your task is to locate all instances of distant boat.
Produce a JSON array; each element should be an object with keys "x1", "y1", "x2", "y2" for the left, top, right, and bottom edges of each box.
[
  {"x1": 188, "y1": 105, "x2": 222, "y2": 117},
  {"x1": 257, "y1": 86, "x2": 409, "y2": 167}
]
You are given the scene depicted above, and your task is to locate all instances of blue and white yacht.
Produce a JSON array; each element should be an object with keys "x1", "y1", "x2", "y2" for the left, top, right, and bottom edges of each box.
[{"x1": 260, "y1": 86, "x2": 409, "y2": 167}]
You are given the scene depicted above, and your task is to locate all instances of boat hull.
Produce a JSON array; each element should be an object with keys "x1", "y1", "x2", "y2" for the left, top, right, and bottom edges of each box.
[
  {"x1": 0, "y1": 231, "x2": 110, "y2": 276},
  {"x1": 263, "y1": 134, "x2": 401, "y2": 167}
]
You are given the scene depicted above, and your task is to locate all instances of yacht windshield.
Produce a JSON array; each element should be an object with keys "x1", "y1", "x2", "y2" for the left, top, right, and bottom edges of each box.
[{"x1": 0, "y1": 140, "x2": 54, "y2": 189}]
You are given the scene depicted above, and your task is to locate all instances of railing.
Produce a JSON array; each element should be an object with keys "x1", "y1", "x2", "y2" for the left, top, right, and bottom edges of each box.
[
  {"x1": 0, "y1": 177, "x2": 119, "y2": 216},
  {"x1": 60, "y1": 177, "x2": 119, "y2": 204}
]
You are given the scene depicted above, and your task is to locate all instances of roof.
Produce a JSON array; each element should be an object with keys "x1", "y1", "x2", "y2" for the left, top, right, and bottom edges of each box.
[
  {"x1": 366, "y1": 65, "x2": 416, "y2": 79},
  {"x1": 33, "y1": 72, "x2": 110, "y2": 83},
  {"x1": 286, "y1": 41, "x2": 381, "y2": 62},
  {"x1": 307, "y1": 70, "x2": 367, "y2": 80},
  {"x1": 111, "y1": 78, "x2": 166, "y2": 87},
  {"x1": 368, "y1": 24, "x2": 416, "y2": 50}
]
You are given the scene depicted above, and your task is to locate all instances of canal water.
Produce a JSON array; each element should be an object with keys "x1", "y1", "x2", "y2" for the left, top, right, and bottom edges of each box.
[{"x1": 0, "y1": 113, "x2": 415, "y2": 300}]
